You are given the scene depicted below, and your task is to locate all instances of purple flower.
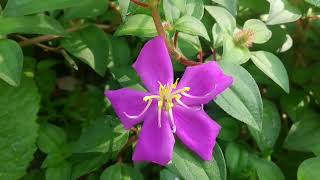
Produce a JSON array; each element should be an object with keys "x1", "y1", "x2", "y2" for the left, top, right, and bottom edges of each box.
[{"x1": 105, "y1": 36, "x2": 233, "y2": 166}]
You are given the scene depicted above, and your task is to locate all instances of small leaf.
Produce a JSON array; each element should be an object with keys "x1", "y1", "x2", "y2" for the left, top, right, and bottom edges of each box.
[
  {"x1": 167, "y1": 142, "x2": 226, "y2": 180},
  {"x1": 72, "y1": 116, "x2": 129, "y2": 154},
  {"x1": 117, "y1": 0, "x2": 130, "y2": 20},
  {"x1": 250, "y1": 156, "x2": 285, "y2": 180},
  {"x1": 64, "y1": 0, "x2": 108, "y2": 20},
  {"x1": 283, "y1": 110, "x2": 320, "y2": 153},
  {"x1": 243, "y1": 19, "x2": 272, "y2": 44},
  {"x1": 163, "y1": 0, "x2": 182, "y2": 23},
  {"x1": 215, "y1": 61, "x2": 263, "y2": 131},
  {"x1": 178, "y1": 32, "x2": 201, "y2": 58},
  {"x1": 61, "y1": 25, "x2": 109, "y2": 76},
  {"x1": 304, "y1": 0, "x2": 320, "y2": 7},
  {"x1": 248, "y1": 99, "x2": 281, "y2": 152},
  {"x1": 100, "y1": 164, "x2": 143, "y2": 180},
  {"x1": 45, "y1": 162, "x2": 72, "y2": 180},
  {"x1": 215, "y1": 117, "x2": 240, "y2": 141},
  {"x1": 0, "y1": 39, "x2": 23, "y2": 86},
  {"x1": 115, "y1": 14, "x2": 157, "y2": 38},
  {"x1": 185, "y1": 0, "x2": 204, "y2": 19},
  {"x1": 222, "y1": 36, "x2": 251, "y2": 64},
  {"x1": 225, "y1": 143, "x2": 249, "y2": 176},
  {"x1": 0, "y1": 75, "x2": 40, "y2": 180},
  {"x1": 0, "y1": 15, "x2": 65, "y2": 36},
  {"x1": 205, "y1": 6, "x2": 236, "y2": 34},
  {"x1": 3, "y1": 0, "x2": 79, "y2": 16},
  {"x1": 212, "y1": 23, "x2": 224, "y2": 48},
  {"x1": 160, "y1": 169, "x2": 180, "y2": 180},
  {"x1": 211, "y1": 0, "x2": 238, "y2": 16},
  {"x1": 174, "y1": 15, "x2": 210, "y2": 41},
  {"x1": 298, "y1": 157, "x2": 320, "y2": 180},
  {"x1": 266, "y1": 0, "x2": 301, "y2": 25},
  {"x1": 37, "y1": 123, "x2": 67, "y2": 154},
  {"x1": 251, "y1": 51, "x2": 290, "y2": 93}
]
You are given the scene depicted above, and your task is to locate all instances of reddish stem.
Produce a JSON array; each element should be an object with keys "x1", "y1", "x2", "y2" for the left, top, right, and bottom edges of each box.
[
  {"x1": 198, "y1": 51, "x2": 203, "y2": 63},
  {"x1": 173, "y1": 31, "x2": 179, "y2": 49},
  {"x1": 130, "y1": 0, "x2": 149, "y2": 8},
  {"x1": 212, "y1": 48, "x2": 217, "y2": 61}
]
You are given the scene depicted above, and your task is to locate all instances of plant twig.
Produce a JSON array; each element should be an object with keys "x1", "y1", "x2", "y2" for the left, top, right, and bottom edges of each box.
[
  {"x1": 117, "y1": 135, "x2": 138, "y2": 163},
  {"x1": 130, "y1": 0, "x2": 149, "y2": 8},
  {"x1": 15, "y1": 35, "x2": 61, "y2": 52},
  {"x1": 173, "y1": 31, "x2": 179, "y2": 49}
]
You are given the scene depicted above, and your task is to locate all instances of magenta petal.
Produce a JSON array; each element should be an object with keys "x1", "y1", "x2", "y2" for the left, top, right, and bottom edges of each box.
[
  {"x1": 174, "y1": 106, "x2": 221, "y2": 160},
  {"x1": 176, "y1": 61, "x2": 233, "y2": 106},
  {"x1": 105, "y1": 88, "x2": 153, "y2": 129},
  {"x1": 133, "y1": 36, "x2": 174, "y2": 93},
  {"x1": 132, "y1": 110, "x2": 175, "y2": 166}
]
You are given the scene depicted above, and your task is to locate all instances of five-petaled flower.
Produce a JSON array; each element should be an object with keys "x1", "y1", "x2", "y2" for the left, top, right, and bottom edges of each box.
[{"x1": 105, "y1": 36, "x2": 233, "y2": 166}]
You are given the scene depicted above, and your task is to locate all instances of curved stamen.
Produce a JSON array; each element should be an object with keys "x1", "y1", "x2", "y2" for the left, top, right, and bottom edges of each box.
[
  {"x1": 175, "y1": 97, "x2": 202, "y2": 111},
  {"x1": 171, "y1": 87, "x2": 190, "y2": 95},
  {"x1": 168, "y1": 108, "x2": 176, "y2": 133},
  {"x1": 157, "y1": 101, "x2": 163, "y2": 128},
  {"x1": 123, "y1": 99, "x2": 153, "y2": 119}
]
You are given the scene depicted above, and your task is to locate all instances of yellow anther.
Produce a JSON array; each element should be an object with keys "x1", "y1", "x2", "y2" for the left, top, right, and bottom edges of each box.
[{"x1": 171, "y1": 78, "x2": 179, "y2": 89}]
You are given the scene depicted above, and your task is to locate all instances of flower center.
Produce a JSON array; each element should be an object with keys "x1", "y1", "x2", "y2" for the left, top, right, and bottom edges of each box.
[{"x1": 123, "y1": 79, "x2": 202, "y2": 133}]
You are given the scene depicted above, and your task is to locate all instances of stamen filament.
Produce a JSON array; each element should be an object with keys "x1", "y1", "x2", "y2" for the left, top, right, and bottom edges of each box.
[
  {"x1": 175, "y1": 98, "x2": 202, "y2": 111},
  {"x1": 168, "y1": 108, "x2": 176, "y2": 133},
  {"x1": 123, "y1": 99, "x2": 152, "y2": 119},
  {"x1": 172, "y1": 87, "x2": 190, "y2": 95}
]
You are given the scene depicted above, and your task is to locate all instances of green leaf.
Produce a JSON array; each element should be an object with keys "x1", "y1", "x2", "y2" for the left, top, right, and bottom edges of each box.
[
  {"x1": 0, "y1": 75, "x2": 40, "y2": 179},
  {"x1": 280, "y1": 90, "x2": 310, "y2": 122},
  {"x1": 211, "y1": 0, "x2": 238, "y2": 16},
  {"x1": 61, "y1": 25, "x2": 108, "y2": 76},
  {"x1": 100, "y1": 164, "x2": 143, "y2": 180},
  {"x1": 248, "y1": 99, "x2": 281, "y2": 153},
  {"x1": 250, "y1": 156, "x2": 285, "y2": 180},
  {"x1": 167, "y1": 142, "x2": 226, "y2": 180},
  {"x1": 283, "y1": 110, "x2": 320, "y2": 153},
  {"x1": 37, "y1": 123, "x2": 67, "y2": 154},
  {"x1": 72, "y1": 116, "x2": 129, "y2": 154},
  {"x1": 0, "y1": 39, "x2": 23, "y2": 86},
  {"x1": 212, "y1": 23, "x2": 224, "y2": 48},
  {"x1": 111, "y1": 67, "x2": 145, "y2": 91},
  {"x1": 185, "y1": 0, "x2": 204, "y2": 19},
  {"x1": 115, "y1": 14, "x2": 157, "y2": 38},
  {"x1": 117, "y1": 0, "x2": 130, "y2": 20},
  {"x1": 178, "y1": 32, "x2": 201, "y2": 58},
  {"x1": 71, "y1": 153, "x2": 109, "y2": 179},
  {"x1": 251, "y1": 51, "x2": 290, "y2": 93},
  {"x1": 0, "y1": 15, "x2": 65, "y2": 36},
  {"x1": 45, "y1": 162, "x2": 72, "y2": 180},
  {"x1": 175, "y1": 15, "x2": 210, "y2": 41},
  {"x1": 64, "y1": 0, "x2": 108, "y2": 20},
  {"x1": 205, "y1": 6, "x2": 236, "y2": 34},
  {"x1": 225, "y1": 143, "x2": 249, "y2": 176},
  {"x1": 215, "y1": 117, "x2": 240, "y2": 141},
  {"x1": 266, "y1": 0, "x2": 301, "y2": 25},
  {"x1": 160, "y1": 169, "x2": 179, "y2": 180},
  {"x1": 222, "y1": 36, "x2": 251, "y2": 64},
  {"x1": 163, "y1": 0, "x2": 182, "y2": 23},
  {"x1": 243, "y1": 19, "x2": 272, "y2": 44},
  {"x1": 215, "y1": 61, "x2": 263, "y2": 131},
  {"x1": 298, "y1": 157, "x2": 320, "y2": 180},
  {"x1": 107, "y1": 36, "x2": 131, "y2": 68},
  {"x1": 3, "y1": 0, "x2": 79, "y2": 16},
  {"x1": 304, "y1": 0, "x2": 320, "y2": 7}
]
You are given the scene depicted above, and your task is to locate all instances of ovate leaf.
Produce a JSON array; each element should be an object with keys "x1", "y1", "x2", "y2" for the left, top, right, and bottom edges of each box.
[
  {"x1": 163, "y1": 0, "x2": 182, "y2": 23},
  {"x1": 283, "y1": 110, "x2": 320, "y2": 153},
  {"x1": 167, "y1": 142, "x2": 226, "y2": 180},
  {"x1": 215, "y1": 61, "x2": 263, "y2": 130},
  {"x1": 174, "y1": 15, "x2": 210, "y2": 41},
  {"x1": 211, "y1": 0, "x2": 238, "y2": 16},
  {"x1": 243, "y1": 19, "x2": 272, "y2": 44},
  {"x1": 100, "y1": 164, "x2": 143, "y2": 180},
  {"x1": 0, "y1": 75, "x2": 40, "y2": 179},
  {"x1": 72, "y1": 116, "x2": 128, "y2": 154},
  {"x1": 61, "y1": 25, "x2": 109, "y2": 76},
  {"x1": 225, "y1": 143, "x2": 250, "y2": 176},
  {"x1": 205, "y1": 6, "x2": 236, "y2": 34},
  {"x1": 117, "y1": 0, "x2": 130, "y2": 20},
  {"x1": 250, "y1": 156, "x2": 285, "y2": 180},
  {"x1": 251, "y1": 51, "x2": 289, "y2": 93},
  {"x1": 3, "y1": 0, "x2": 79, "y2": 16},
  {"x1": 115, "y1": 14, "x2": 157, "y2": 38},
  {"x1": 0, "y1": 39, "x2": 23, "y2": 86},
  {"x1": 185, "y1": 0, "x2": 204, "y2": 19},
  {"x1": 37, "y1": 123, "x2": 67, "y2": 154},
  {"x1": 298, "y1": 157, "x2": 320, "y2": 180},
  {"x1": 222, "y1": 36, "x2": 251, "y2": 64},
  {"x1": 266, "y1": 0, "x2": 301, "y2": 25},
  {"x1": 0, "y1": 15, "x2": 65, "y2": 36},
  {"x1": 248, "y1": 99, "x2": 281, "y2": 153}
]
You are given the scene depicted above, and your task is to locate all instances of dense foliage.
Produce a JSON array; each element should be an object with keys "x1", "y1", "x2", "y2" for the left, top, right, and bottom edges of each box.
[{"x1": 0, "y1": 0, "x2": 319, "y2": 179}]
